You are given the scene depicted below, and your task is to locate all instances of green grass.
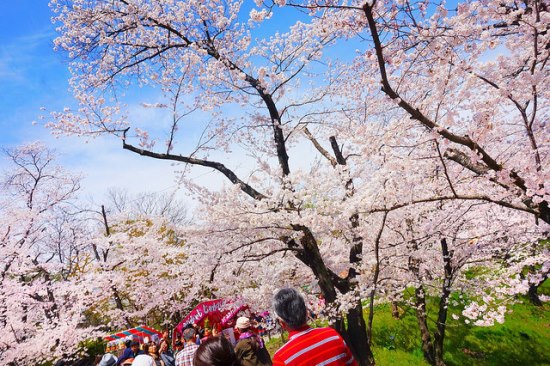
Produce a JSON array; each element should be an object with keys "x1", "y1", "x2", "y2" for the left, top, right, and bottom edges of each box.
[{"x1": 265, "y1": 300, "x2": 550, "y2": 366}]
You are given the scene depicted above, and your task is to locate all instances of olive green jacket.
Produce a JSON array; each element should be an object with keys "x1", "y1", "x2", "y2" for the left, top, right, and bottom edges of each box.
[{"x1": 234, "y1": 338, "x2": 272, "y2": 366}]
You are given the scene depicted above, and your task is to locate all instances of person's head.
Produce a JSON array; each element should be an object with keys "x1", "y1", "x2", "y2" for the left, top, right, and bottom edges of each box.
[
  {"x1": 273, "y1": 288, "x2": 308, "y2": 330},
  {"x1": 203, "y1": 328, "x2": 212, "y2": 337},
  {"x1": 183, "y1": 328, "x2": 196, "y2": 343},
  {"x1": 193, "y1": 337, "x2": 240, "y2": 366},
  {"x1": 236, "y1": 316, "x2": 251, "y2": 332},
  {"x1": 125, "y1": 339, "x2": 132, "y2": 349},
  {"x1": 130, "y1": 340, "x2": 140, "y2": 354},
  {"x1": 149, "y1": 342, "x2": 159, "y2": 355}
]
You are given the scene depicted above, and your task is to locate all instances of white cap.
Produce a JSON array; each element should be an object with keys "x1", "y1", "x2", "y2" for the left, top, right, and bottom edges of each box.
[
  {"x1": 131, "y1": 355, "x2": 155, "y2": 366},
  {"x1": 236, "y1": 316, "x2": 251, "y2": 329}
]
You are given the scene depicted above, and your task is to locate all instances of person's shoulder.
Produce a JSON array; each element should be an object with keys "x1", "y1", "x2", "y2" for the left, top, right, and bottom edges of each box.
[
  {"x1": 183, "y1": 343, "x2": 199, "y2": 352},
  {"x1": 134, "y1": 354, "x2": 154, "y2": 359},
  {"x1": 313, "y1": 326, "x2": 342, "y2": 336},
  {"x1": 308, "y1": 327, "x2": 348, "y2": 344},
  {"x1": 235, "y1": 338, "x2": 253, "y2": 349}
]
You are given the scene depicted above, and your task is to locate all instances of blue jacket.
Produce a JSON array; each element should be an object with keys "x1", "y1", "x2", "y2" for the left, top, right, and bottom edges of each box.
[{"x1": 117, "y1": 348, "x2": 143, "y2": 365}]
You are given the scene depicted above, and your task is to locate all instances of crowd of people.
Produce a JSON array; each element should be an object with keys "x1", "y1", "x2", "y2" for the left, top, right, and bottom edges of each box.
[{"x1": 94, "y1": 288, "x2": 357, "y2": 366}]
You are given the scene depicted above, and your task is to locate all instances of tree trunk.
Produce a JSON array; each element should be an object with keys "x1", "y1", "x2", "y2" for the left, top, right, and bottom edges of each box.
[
  {"x1": 414, "y1": 286, "x2": 436, "y2": 365},
  {"x1": 391, "y1": 302, "x2": 400, "y2": 319},
  {"x1": 520, "y1": 266, "x2": 547, "y2": 307},
  {"x1": 433, "y1": 238, "x2": 452, "y2": 366},
  {"x1": 538, "y1": 201, "x2": 550, "y2": 225},
  {"x1": 291, "y1": 226, "x2": 375, "y2": 365},
  {"x1": 347, "y1": 300, "x2": 376, "y2": 365},
  {"x1": 112, "y1": 285, "x2": 132, "y2": 328},
  {"x1": 528, "y1": 282, "x2": 543, "y2": 306}
]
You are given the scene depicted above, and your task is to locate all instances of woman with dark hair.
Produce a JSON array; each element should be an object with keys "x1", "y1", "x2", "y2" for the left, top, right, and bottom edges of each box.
[
  {"x1": 149, "y1": 342, "x2": 165, "y2": 366},
  {"x1": 193, "y1": 337, "x2": 241, "y2": 366}
]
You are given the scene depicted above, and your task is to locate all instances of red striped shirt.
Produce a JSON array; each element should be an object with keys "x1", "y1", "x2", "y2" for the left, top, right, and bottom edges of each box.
[{"x1": 273, "y1": 326, "x2": 357, "y2": 366}]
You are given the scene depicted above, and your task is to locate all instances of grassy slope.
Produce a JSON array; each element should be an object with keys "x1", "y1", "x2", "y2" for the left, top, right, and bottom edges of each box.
[{"x1": 265, "y1": 300, "x2": 550, "y2": 365}]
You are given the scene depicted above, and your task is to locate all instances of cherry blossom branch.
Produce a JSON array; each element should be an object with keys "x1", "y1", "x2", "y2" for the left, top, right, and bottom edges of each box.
[
  {"x1": 200, "y1": 40, "x2": 291, "y2": 177},
  {"x1": 363, "y1": 1, "x2": 549, "y2": 224},
  {"x1": 365, "y1": 195, "x2": 538, "y2": 216},
  {"x1": 285, "y1": 2, "x2": 363, "y2": 11},
  {"x1": 287, "y1": 225, "x2": 349, "y2": 298},
  {"x1": 471, "y1": 72, "x2": 542, "y2": 171},
  {"x1": 122, "y1": 129, "x2": 266, "y2": 200},
  {"x1": 302, "y1": 127, "x2": 337, "y2": 167},
  {"x1": 435, "y1": 141, "x2": 458, "y2": 197},
  {"x1": 236, "y1": 248, "x2": 302, "y2": 262},
  {"x1": 443, "y1": 149, "x2": 490, "y2": 175},
  {"x1": 225, "y1": 237, "x2": 283, "y2": 255},
  {"x1": 363, "y1": 2, "x2": 501, "y2": 172}
]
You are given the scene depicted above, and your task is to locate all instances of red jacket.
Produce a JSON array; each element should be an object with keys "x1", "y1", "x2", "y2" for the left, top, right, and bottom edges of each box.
[{"x1": 273, "y1": 326, "x2": 357, "y2": 366}]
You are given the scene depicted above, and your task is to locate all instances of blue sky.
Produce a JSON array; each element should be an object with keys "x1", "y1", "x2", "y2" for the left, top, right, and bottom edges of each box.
[
  {"x1": 0, "y1": 1, "x2": 322, "y2": 204},
  {"x1": 0, "y1": 1, "x2": 357, "y2": 205},
  {"x1": 0, "y1": 1, "x2": 71, "y2": 144},
  {"x1": 0, "y1": 2, "x2": 199, "y2": 203}
]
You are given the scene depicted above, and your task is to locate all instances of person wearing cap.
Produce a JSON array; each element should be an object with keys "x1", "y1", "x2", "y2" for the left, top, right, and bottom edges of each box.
[
  {"x1": 132, "y1": 354, "x2": 156, "y2": 366},
  {"x1": 98, "y1": 353, "x2": 118, "y2": 366},
  {"x1": 234, "y1": 316, "x2": 272, "y2": 366},
  {"x1": 271, "y1": 288, "x2": 357, "y2": 366}
]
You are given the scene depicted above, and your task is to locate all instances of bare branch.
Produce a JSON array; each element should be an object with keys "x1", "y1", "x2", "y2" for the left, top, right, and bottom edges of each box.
[
  {"x1": 303, "y1": 127, "x2": 337, "y2": 167},
  {"x1": 122, "y1": 129, "x2": 266, "y2": 200}
]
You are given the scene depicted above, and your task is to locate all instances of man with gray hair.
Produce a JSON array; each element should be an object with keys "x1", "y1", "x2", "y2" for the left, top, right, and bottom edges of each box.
[
  {"x1": 175, "y1": 328, "x2": 199, "y2": 366},
  {"x1": 272, "y1": 288, "x2": 357, "y2": 366}
]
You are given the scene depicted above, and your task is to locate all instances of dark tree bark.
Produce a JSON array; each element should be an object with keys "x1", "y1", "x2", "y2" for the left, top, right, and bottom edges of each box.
[
  {"x1": 367, "y1": 212, "x2": 388, "y2": 348},
  {"x1": 433, "y1": 238, "x2": 453, "y2": 366},
  {"x1": 391, "y1": 302, "x2": 400, "y2": 319},
  {"x1": 528, "y1": 283, "x2": 543, "y2": 306},
  {"x1": 526, "y1": 268, "x2": 548, "y2": 306},
  {"x1": 100, "y1": 205, "x2": 132, "y2": 328},
  {"x1": 348, "y1": 300, "x2": 376, "y2": 365},
  {"x1": 289, "y1": 225, "x2": 375, "y2": 365},
  {"x1": 408, "y1": 239, "x2": 452, "y2": 366},
  {"x1": 413, "y1": 286, "x2": 436, "y2": 365}
]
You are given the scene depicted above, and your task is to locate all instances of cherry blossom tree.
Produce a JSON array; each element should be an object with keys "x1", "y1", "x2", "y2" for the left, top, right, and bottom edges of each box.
[
  {"x1": 369, "y1": 200, "x2": 545, "y2": 366},
  {"x1": 48, "y1": 0, "x2": 548, "y2": 365},
  {"x1": 0, "y1": 143, "x2": 90, "y2": 365},
  {"x1": 77, "y1": 212, "x2": 194, "y2": 330},
  {"x1": 48, "y1": 0, "x2": 380, "y2": 362},
  {"x1": 278, "y1": 0, "x2": 549, "y2": 223},
  {"x1": 0, "y1": 144, "x2": 196, "y2": 364}
]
